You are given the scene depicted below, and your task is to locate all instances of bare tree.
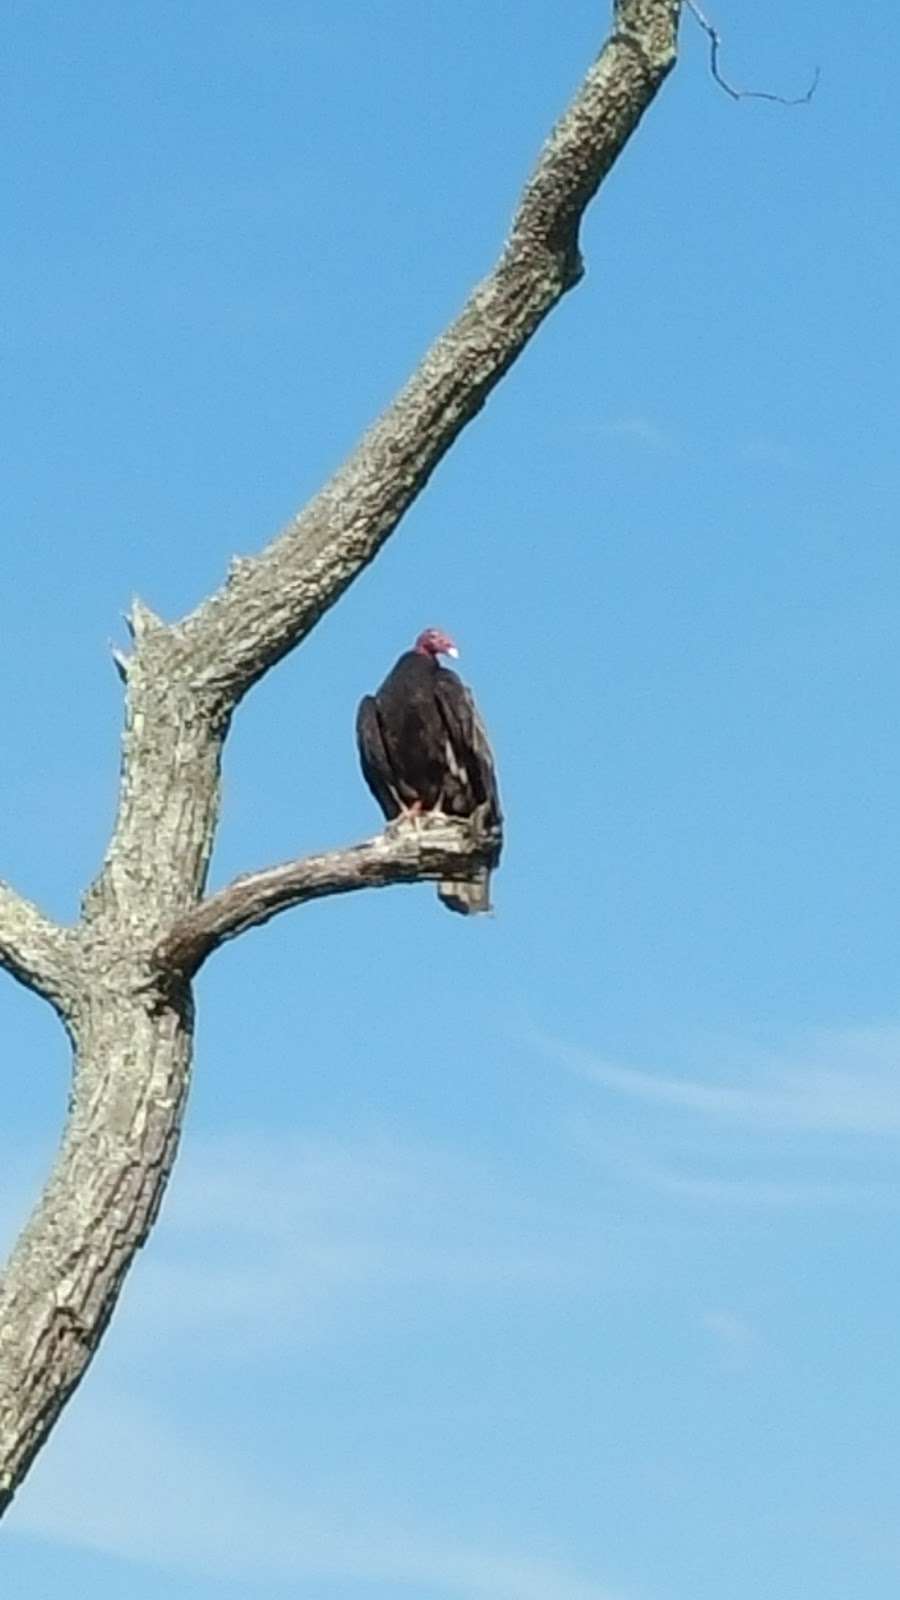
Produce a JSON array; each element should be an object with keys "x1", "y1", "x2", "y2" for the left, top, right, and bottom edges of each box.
[{"x1": 0, "y1": 0, "x2": 681, "y2": 1515}]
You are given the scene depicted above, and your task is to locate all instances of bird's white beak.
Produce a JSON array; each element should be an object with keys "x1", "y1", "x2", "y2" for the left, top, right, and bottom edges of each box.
[{"x1": 445, "y1": 645, "x2": 459, "y2": 659}]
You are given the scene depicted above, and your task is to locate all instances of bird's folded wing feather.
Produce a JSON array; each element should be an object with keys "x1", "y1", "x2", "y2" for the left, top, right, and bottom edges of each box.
[
  {"x1": 356, "y1": 695, "x2": 401, "y2": 820},
  {"x1": 433, "y1": 673, "x2": 502, "y2": 824}
]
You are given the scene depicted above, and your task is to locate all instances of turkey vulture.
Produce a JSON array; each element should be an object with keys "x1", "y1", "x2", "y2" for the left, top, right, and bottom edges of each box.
[{"x1": 356, "y1": 628, "x2": 502, "y2": 914}]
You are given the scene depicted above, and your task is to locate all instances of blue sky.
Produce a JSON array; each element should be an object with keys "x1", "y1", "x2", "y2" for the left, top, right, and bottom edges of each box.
[{"x1": 2, "y1": 2, "x2": 900, "y2": 1596}]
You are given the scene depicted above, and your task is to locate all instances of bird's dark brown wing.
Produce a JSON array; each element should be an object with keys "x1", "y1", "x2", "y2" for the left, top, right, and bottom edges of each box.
[
  {"x1": 433, "y1": 669, "x2": 501, "y2": 826},
  {"x1": 356, "y1": 694, "x2": 401, "y2": 821}
]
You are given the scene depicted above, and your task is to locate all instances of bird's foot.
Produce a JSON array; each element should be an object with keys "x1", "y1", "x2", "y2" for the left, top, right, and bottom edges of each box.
[{"x1": 387, "y1": 802, "x2": 426, "y2": 835}]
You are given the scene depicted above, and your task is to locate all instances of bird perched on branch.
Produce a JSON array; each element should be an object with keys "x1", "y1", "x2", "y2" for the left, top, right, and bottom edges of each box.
[{"x1": 356, "y1": 627, "x2": 502, "y2": 914}]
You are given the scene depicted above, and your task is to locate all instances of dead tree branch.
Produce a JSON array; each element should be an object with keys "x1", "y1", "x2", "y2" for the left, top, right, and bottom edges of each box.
[
  {"x1": 173, "y1": 0, "x2": 682, "y2": 711},
  {"x1": 0, "y1": 0, "x2": 682, "y2": 1516},
  {"x1": 0, "y1": 884, "x2": 79, "y2": 1022},
  {"x1": 156, "y1": 818, "x2": 502, "y2": 977}
]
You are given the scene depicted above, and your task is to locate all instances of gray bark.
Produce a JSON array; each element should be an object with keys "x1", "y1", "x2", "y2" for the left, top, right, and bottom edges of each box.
[
  {"x1": 0, "y1": 0, "x2": 681, "y2": 1516},
  {"x1": 155, "y1": 814, "x2": 503, "y2": 977}
]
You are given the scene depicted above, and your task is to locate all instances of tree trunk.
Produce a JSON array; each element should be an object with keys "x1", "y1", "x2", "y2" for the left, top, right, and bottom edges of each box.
[{"x1": 0, "y1": 0, "x2": 682, "y2": 1515}]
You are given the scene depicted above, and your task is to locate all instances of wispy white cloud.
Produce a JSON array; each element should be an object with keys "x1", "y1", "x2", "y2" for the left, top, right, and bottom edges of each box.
[
  {"x1": 4, "y1": 1128, "x2": 624, "y2": 1597},
  {"x1": 592, "y1": 416, "x2": 678, "y2": 453},
  {"x1": 569, "y1": 1117, "x2": 900, "y2": 1212},
  {"x1": 700, "y1": 1310, "x2": 762, "y2": 1371},
  {"x1": 540, "y1": 1024, "x2": 900, "y2": 1136},
  {"x1": 531, "y1": 1022, "x2": 900, "y2": 1213},
  {"x1": 80, "y1": 1129, "x2": 587, "y2": 1363},
  {"x1": 639, "y1": 1168, "x2": 897, "y2": 1209},
  {"x1": 10, "y1": 1390, "x2": 619, "y2": 1600},
  {"x1": 737, "y1": 435, "x2": 803, "y2": 470}
]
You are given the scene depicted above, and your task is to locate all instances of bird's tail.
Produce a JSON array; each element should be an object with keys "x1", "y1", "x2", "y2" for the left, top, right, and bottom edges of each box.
[{"x1": 438, "y1": 867, "x2": 492, "y2": 916}]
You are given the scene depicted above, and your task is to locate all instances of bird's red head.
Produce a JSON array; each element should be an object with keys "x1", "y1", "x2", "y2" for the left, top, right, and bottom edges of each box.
[{"x1": 414, "y1": 627, "x2": 459, "y2": 659}]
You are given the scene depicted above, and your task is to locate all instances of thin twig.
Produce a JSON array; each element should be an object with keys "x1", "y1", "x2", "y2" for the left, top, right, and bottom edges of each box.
[{"x1": 685, "y1": 0, "x2": 819, "y2": 105}]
